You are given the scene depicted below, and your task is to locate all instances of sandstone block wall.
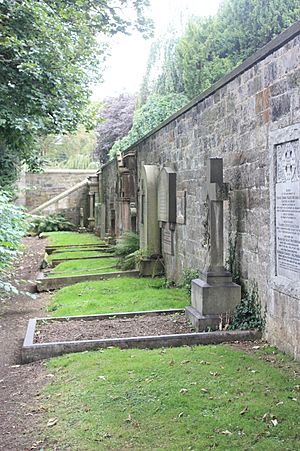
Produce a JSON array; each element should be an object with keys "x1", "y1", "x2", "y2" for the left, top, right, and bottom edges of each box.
[
  {"x1": 23, "y1": 169, "x2": 95, "y2": 226},
  {"x1": 101, "y1": 23, "x2": 300, "y2": 359}
]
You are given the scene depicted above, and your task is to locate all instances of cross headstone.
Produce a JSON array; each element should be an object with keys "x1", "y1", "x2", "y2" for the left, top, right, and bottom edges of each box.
[
  {"x1": 205, "y1": 158, "x2": 229, "y2": 273},
  {"x1": 186, "y1": 157, "x2": 241, "y2": 331}
]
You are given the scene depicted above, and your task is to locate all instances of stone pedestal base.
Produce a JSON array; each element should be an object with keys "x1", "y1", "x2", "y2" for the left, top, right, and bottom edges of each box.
[
  {"x1": 188, "y1": 270, "x2": 241, "y2": 330},
  {"x1": 78, "y1": 227, "x2": 86, "y2": 233},
  {"x1": 139, "y1": 258, "x2": 164, "y2": 277},
  {"x1": 185, "y1": 306, "x2": 220, "y2": 332}
]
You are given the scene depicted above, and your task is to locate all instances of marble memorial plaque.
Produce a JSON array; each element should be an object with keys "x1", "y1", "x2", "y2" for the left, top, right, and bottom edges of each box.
[{"x1": 275, "y1": 140, "x2": 300, "y2": 280}]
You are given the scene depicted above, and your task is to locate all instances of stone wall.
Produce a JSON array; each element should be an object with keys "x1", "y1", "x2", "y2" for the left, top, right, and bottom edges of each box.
[
  {"x1": 23, "y1": 169, "x2": 95, "y2": 227},
  {"x1": 100, "y1": 22, "x2": 300, "y2": 359}
]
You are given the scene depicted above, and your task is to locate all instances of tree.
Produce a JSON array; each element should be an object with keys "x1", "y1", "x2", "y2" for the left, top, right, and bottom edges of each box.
[
  {"x1": 177, "y1": 0, "x2": 300, "y2": 99},
  {"x1": 110, "y1": 92, "x2": 188, "y2": 158},
  {"x1": 139, "y1": 33, "x2": 184, "y2": 105},
  {"x1": 94, "y1": 94, "x2": 136, "y2": 164},
  {"x1": 0, "y1": 0, "x2": 152, "y2": 189}
]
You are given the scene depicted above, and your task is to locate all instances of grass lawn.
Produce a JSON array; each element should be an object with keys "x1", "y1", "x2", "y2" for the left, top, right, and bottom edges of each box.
[
  {"x1": 41, "y1": 345, "x2": 300, "y2": 450},
  {"x1": 43, "y1": 231, "x2": 105, "y2": 246},
  {"x1": 48, "y1": 250, "x2": 113, "y2": 262},
  {"x1": 47, "y1": 257, "x2": 119, "y2": 278},
  {"x1": 48, "y1": 277, "x2": 188, "y2": 316}
]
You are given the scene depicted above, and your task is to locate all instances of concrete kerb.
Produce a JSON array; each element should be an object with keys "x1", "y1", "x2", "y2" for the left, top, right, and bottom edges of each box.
[
  {"x1": 22, "y1": 309, "x2": 261, "y2": 363},
  {"x1": 36, "y1": 270, "x2": 140, "y2": 291}
]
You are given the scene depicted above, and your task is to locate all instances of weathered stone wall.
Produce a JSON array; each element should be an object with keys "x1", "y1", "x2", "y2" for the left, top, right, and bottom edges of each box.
[
  {"x1": 101, "y1": 23, "x2": 300, "y2": 359},
  {"x1": 23, "y1": 169, "x2": 95, "y2": 226},
  {"x1": 24, "y1": 169, "x2": 95, "y2": 209}
]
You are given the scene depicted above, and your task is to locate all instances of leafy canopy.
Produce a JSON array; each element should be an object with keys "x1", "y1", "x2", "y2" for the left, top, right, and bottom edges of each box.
[
  {"x1": 109, "y1": 93, "x2": 188, "y2": 158},
  {"x1": 0, "y1": 0, "x2": 152, "y2": 188}
]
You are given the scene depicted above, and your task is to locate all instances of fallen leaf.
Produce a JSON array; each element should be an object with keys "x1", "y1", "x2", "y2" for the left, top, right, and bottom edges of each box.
[
  {"x1": 180, "y1": 388, "x2": 188, "y2": 395},
  {"x1": 271, "y1": 418, "x2": 278, "y2": 427},
  {"x1": 221, "y1": 430, "x2": 232, "y2": 435},
  {"x1": 201, "y1": 388, "x2": 208, "y2": 393},
  {"x1": 252, "y1": 346, "x2": 260, "y2": 350},
  {"x1": 47, "y1": 418, "x2": 57, "y2": 427},
  {"x1": 97, "y1": 376, "x2": 106, "y2": 381},
  {"x1": 178, "y1": 412, "x2": 184, "y2": 418},
  {"x1": 240, "y1": 406, "x2": 248, "y2": 415},
  {"x1": 181, "y1": 360, "x2": 190, "y2": 365}
]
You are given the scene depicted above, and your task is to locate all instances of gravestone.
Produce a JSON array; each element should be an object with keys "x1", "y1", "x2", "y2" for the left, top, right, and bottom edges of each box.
[
  {"x1": 139, "y1": 165, "x2": 160, "y2": 255},
  {"x1": 157, "y1": 167, "x2": 177, "y2": 257},
  {"x1": 157, "y1": 167, "x2": 176, "y2": 223},
  {"x1": 186, "y1": 158, "x2": 241, "y2": 331}
]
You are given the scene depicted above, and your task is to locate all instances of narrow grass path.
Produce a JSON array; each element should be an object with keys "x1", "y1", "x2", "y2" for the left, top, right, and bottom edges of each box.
[
  {"x1": 42, "y1": 231, "x2": 105, "y2": 246},
  {"x1": 48, "y1": 250, "x2": 113, "y2": 261},
  {"x1": 41, "y1": 345, "x2": 300, "y2": 450},
  {"x1": 47, "y1": 257, "x2": 119, "y2": 278},
  {"x1": 48, "y1": 278, "x2": 188, "y2": 316}
]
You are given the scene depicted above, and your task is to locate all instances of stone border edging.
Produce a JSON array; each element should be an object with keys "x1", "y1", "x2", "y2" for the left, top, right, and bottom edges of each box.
[
  {"x1": 36, "y1": 270, "x2": 140, "y2": 291},
  {"x1": 21, "y1": 309, "x2": 261, "y2": 363}
]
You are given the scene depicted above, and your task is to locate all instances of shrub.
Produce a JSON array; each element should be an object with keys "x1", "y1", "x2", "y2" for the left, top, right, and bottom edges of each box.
[
  {"x1": 230, "y1": 282, "x2": 265, "y2": 331},
  {"x1": 178, "y1": 268, "x2": 199, "y2": 295},
  {"x1": 0, "y1": 191, "x2": 30, "y2": 298},
  {"x1": 31, "y1": 213, "x2": 74, "y2": 234},
  {"x1": 113, "y1": 232, "x2": 139, "y2": 270}
]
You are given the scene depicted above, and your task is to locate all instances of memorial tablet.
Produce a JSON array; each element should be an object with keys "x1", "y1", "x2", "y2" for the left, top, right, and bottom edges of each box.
[{"x1": 275, "y1": 140, "x2": 300, "y2": 280}]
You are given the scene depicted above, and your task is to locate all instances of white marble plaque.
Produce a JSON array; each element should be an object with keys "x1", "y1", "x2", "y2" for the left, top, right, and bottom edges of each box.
[
  {"x1": 275, "y1": 140, "x2": 300, "y2": 280},
  {"x1": 157, "y1": 167, "x2": 176, "y2": 223}
]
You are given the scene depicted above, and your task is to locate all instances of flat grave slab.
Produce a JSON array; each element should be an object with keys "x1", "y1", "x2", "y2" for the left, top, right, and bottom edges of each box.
[
  {"x1": 22, "y1": 309, "x2": 261, "y2": 363},
  {"x1": 50, "y1": 254, "x2": 116, "y2": 267}
]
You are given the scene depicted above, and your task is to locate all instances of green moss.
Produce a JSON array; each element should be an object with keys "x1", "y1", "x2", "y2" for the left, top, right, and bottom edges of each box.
[
  {"x1": 42, "y1": 345, "x2": 300, "y2": 450},
  {"x1": 48, "y1": 277, "x2": 188, "y2": 316}
]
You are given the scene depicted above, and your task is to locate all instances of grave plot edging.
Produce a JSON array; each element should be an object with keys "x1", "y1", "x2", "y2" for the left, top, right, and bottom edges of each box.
[
  {"x1": 22, "y1": 314, "x2": 261, "y2": 363},
  {"x1": 36, "y1": 269, "x2": 140, "y2": 291}
]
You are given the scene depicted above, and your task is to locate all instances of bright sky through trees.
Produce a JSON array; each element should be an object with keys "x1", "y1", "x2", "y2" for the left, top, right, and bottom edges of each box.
[{"x1": 92, "y1": 0, "x2": 222, "y2": 99}]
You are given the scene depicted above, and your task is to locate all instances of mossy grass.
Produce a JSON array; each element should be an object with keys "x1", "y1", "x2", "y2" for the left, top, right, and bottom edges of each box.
[
  {"x1": 48, "y1": 250, "x2": 113, "y2": 262},
  {"x1": 48, "y1": 277, "x2": 188, "y2": 316},
  {"x1": 41, "y1": 345, "x2": 300, "y2": 450},
  {"x1": 47, "y1": 258, "x2": 119, "y2": 278},
  {"x1": 42, "y1": 231, "x2": 105, "y2": 246}
]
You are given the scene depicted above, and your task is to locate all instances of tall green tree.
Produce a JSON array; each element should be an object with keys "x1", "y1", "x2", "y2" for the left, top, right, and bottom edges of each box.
[
  {"x1": 177, "y1": 0, "x2": 300, "y2": 99},
  {"x1": 0, "y1": 0, "x2": 152, "y2": 189}
]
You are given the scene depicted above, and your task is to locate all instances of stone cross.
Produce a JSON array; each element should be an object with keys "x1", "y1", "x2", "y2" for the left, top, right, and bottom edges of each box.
[{"x1": 205, "y1": 158, "x2": 228, "y2": 273}]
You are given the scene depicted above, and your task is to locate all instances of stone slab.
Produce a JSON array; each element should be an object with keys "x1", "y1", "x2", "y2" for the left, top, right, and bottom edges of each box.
[{"x1": 22, "y1": 313, "x2": 261, "y2": 363}]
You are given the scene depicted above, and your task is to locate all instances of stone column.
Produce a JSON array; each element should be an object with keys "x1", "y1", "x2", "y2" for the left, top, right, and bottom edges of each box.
[{"x1": 186, "y1": 158, "x2": 241, "y2": 331}]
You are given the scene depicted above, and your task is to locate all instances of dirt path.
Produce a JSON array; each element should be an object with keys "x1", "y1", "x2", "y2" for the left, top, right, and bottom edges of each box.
[{"x1": 0, "y1": 237, "x2": 49, "y2": 450}]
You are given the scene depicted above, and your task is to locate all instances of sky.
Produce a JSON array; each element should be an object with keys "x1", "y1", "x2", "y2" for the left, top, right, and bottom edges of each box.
[{"x1": 91, "y1": 0, "x2": 222, "y2": 100}]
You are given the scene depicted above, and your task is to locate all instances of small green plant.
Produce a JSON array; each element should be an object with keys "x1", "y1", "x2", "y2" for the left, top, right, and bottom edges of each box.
[
  {"x1": 230, "y1": 282, "x2": 265, "y2": 331},
  {"x1": 178, "y1": 268, "x2": 199, "y2": 294},
  {"x1": 31, "y1": 214, "x2": 74, "y2": 234},
  {"x1": 113, "y1": 232, "x2": 139, "y2": 270}
]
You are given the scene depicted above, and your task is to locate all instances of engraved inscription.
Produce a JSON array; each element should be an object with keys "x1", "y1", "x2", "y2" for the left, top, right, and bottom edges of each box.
[
  {"x1": 275, "y1": 140, "x2": 300, "y2": 280},
  {"x1": 162, "y1": 227, "x2": 174, "y2": 255}
]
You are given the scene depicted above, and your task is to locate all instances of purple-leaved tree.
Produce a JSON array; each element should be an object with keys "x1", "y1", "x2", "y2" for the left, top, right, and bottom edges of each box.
[{"x1": 94, "y1": 93, "x2": 136, "y2": 164}]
